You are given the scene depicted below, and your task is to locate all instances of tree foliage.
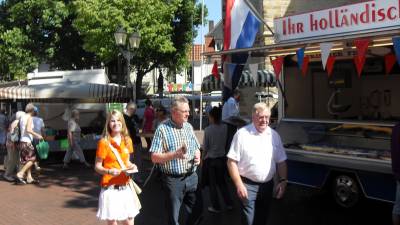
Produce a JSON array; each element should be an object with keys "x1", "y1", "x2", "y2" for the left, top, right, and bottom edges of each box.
[
  {"x1": 0, "y1": 0, "x2": 101, "y2": 80},
  {"x1": 0, "y1": 0, "x2": 206, "y2": 94},
  {"x1": 73, "y1": 0, "x2": 206, "y2": 98}
]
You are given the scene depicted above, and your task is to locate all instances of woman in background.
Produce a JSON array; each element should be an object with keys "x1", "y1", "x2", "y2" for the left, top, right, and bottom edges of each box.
[
  {"x1": 63, "y1": 109, "x2": 91, "y2": 168},
  {"x1": 142, "y1": 99, "x2": 155, "y2": 149},
  {"x1": 16, "y1": 103, "x2": 43, "y2": 184},
  {"x1": 95, "y1": 109, "x2": 140, "y2": 225}
]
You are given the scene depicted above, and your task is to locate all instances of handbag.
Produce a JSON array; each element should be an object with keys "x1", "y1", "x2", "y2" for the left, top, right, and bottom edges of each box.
[
  {"x1": 36, "y1": 140, "x2": 50, "y2": 159},
  {"x1": 9, "y1": 120, "x2": 21, "y2": 143},
  {"x1": 108, "y1": 142, "x2": 142, "y2": 195}
]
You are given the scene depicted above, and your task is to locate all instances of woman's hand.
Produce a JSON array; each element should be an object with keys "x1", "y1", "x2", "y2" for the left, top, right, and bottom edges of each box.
[{"x1": 108, "y1": 168, "x2": 121, "y2": 176}]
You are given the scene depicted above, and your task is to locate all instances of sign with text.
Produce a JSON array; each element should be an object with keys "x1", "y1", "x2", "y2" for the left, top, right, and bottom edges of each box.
[{"x1": 274, "y1": 0, "x2": 400, "y2": 43}]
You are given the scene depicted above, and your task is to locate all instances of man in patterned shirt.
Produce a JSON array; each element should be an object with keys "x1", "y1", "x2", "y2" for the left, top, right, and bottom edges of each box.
[{"x1": 150, "y1": 95, "x2": 201, "y2": 225}]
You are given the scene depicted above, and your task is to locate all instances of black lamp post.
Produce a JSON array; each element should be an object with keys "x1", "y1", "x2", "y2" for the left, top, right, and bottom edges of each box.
[{"x1": 114, "y1": 27, "x2": 141, "y2": 101}]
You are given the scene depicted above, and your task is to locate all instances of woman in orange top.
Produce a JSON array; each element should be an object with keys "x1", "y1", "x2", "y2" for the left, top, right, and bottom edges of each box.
[{"x1": 95, "y1": 109, "x2": 140, "y2": 225}]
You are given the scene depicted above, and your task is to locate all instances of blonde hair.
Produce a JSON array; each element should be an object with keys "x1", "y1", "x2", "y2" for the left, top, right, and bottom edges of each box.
[{"x1": 102, "y1": 109, "x2": 130, "y2": 141}]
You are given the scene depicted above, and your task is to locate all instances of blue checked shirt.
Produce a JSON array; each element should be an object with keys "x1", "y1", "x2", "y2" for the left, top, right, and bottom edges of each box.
[{"x1": 149, "y1": 119, "x2": 200, "y2": 175}]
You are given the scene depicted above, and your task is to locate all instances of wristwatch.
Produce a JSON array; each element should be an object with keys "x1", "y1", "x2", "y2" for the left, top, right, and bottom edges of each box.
[{"x1": 279, "y1": 178, "x2": 288, "y2": 183}]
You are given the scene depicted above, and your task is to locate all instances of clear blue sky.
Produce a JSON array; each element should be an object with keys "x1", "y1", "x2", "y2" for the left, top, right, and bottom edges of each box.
[{"x1": 194, "y1": 0, "x2": 222, "y2": 44}]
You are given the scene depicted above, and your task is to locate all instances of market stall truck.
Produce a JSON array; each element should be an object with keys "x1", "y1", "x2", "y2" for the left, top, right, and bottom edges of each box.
[{"x1": 273, "y1": 58, "x2": 397, "y2": 208}]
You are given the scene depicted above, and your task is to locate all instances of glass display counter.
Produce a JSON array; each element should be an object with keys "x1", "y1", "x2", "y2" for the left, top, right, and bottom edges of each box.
[{"x1": 276, "y1": 118, "x2": 393, "y2": 161}]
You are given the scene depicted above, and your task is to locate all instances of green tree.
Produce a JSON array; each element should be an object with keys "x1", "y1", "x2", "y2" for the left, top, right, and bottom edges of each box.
[
  {"x1": 73, "y1": 0, "x2": 206, "y2": 98},
  {"x1": 0, "y1": 27, "x2": 38, "y2": 80},
  {"x1": 0, "y1": 0, "x2": 102, "y2": 79}
]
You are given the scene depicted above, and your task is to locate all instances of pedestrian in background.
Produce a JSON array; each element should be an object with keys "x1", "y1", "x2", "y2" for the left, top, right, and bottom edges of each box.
[
  {"x1": 203, "y1": 106, "x2": 233, "y2": 213},
  {"x1": 153, "y1": 105, "x2": 169, "y2": 129},
  {"x1": 32, "y1": 106, "x2": 45, "y2": 172},
  {"x1": 222, "y1": 89, "x2": 241, "y2": 121},
  {"x1": 227, "y1": 102, "x2": 288, "y2": 225},
  {"x1": 391, "y1": 122, "x2": 400, "y2": 225},
  {"x1": 124, "y1": 102, "x2": 143, "y2": 183},
  {"x1": 149, "y1": 96, "x2": 201, "y2": 225},
  {"x1": 0, "y1": 108, "x2": 8, "y2": 152},
  {"x1": 63, "y1": 109, "x2": 91, "y2": 168},
  {"x1": 142, "y1": 98, "x2": 155, "y2": 149},
  {"x1": 2, "y1": 111, "x2": 24, "y2": 182},
  {"x1": 16, "y1": 103, "x2": 43, "y2": 184},
  {"x1": 95, "y1": 109, "x2": 140, "y2": 225}
]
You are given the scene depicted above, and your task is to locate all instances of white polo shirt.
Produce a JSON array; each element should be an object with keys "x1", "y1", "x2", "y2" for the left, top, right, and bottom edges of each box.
[{"x1": 227, "y1": 124, "x2": 287, "y2": 183}]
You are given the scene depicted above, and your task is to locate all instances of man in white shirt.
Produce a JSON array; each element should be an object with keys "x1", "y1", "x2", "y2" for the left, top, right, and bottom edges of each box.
[
  {"x1": 222, "y1": 89, "x2": 241, "y2": 121},
  {"x1": 227, "y1": 102, "x2": 288, "y2": 225}
]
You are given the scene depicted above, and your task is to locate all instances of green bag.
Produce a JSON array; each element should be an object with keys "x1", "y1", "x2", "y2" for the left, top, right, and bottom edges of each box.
[
  {"x1": 59, "y1": 139, "x2": 69, "y2": 150},
  {"x1": 36, "y1": 140, "x2": 50, "y2": 160}
]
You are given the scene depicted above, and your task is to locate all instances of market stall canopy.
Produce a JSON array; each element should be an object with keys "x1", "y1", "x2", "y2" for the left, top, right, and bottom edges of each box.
[
  {"x1": 0, "y1": 81, "x2": 132, "y2": 103},
  {"x1": 202, "y1": 70, "x2": 276, "y2": 92}
]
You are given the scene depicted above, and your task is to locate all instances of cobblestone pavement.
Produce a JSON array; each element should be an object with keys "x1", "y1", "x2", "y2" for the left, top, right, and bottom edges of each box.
[{"x1": 0, "y1": 147, "x2": 394, "y2": 225}]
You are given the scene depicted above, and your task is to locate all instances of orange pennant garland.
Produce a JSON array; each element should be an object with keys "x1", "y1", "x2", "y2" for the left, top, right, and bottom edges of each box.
[
  {"x1": 354, "y1": 39, "x2": 370, "y2": 57},
  {"x1": 271, "y1": 56, "x2": 285, "y2": 80},
  {"x1": 354, "y1": 55, "x2": 366, "y2": 77},
  {"x1": 301, "y1": 56, "x2": 310, "y2": 76},
  {"x1": 326, "y1": 56, "x2": 336, "y2": 77},
  {"x1": 385, "y1": 54, "x2": 396, "y2": 75},
  {"x1": 211, "y1": 61, "x2": 220, "y2": 79},
  {"x1": 353, "y1": 39, "x2": 369, "y2": 78}
]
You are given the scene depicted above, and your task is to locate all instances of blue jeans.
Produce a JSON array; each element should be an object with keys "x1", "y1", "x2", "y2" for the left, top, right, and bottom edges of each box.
[
  {"x1": 240, "y1": 177, "x2": 273, "y2": 225},
  {"x1": 162, "y1": 172, "x2": 198, "y2": 225}
]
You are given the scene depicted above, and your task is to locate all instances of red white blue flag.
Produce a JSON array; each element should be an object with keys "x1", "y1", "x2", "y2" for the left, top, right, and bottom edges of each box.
[
  {"x1": 224, "y1": 0, "x2": 261, "y2": 50},
  {"x1": 223, "y1": 0, "x2": 261, "y2": 95}
]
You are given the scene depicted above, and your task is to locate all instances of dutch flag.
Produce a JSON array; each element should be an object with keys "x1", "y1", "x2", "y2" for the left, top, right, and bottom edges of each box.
[
  {"x1": 224, "y1": 0, "x2": 261, "y2": 50},
  {"x1": 223, "y1": 0, "x2": 261, "y2": 95}
]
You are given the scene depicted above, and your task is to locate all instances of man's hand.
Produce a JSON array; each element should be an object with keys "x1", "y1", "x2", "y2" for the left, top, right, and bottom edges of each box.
[
  {"x1": 174, "y1": 146, "x2": 186, "y2": 159},
  {"x1": 236, "y1": 183, "x2": 248, "y2": 200},
  {"x1": 194, "y1": 149, "x2": 201, "y2": 165},
  {"x1": 275, "y1": 181, "x2": 287, "y2": 199}
]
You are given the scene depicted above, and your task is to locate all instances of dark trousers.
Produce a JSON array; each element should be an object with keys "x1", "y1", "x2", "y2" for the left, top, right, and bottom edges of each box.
[
  {"x1": 240, "y1": 177, "x2": 273, "y2": 225},
  {"x1": 162, "y1": 172, "x2": 198, "y2": 225},
  {"x1": 208, "y1": 157, "x2": 233, "y2": 209}
]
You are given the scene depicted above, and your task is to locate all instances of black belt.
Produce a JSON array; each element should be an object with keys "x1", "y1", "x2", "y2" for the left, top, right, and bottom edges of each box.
[
  {"x1": 241, "y1": 176, "x2": 272, "y2": 185},
  {"x1": 104, "y1": 184, "x2": 128, "y2": 190},
  {"x1": 163, "y1": 172, "x2": 194, "y2": 179}
]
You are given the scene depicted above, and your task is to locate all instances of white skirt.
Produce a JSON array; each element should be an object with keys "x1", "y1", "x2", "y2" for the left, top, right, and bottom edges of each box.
[{"x1": 96, "y1": 186, "x2": 140, "y2": 221}]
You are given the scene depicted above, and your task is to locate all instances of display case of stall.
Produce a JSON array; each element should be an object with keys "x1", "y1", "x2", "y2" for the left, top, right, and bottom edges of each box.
[{"x1": 275, "y1": 56, "x2": 399, "y2": 206}]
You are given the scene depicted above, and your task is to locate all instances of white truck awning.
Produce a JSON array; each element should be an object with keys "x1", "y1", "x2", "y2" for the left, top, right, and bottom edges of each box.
[{"x1": 0, "y1": 81, "x2": 132, "y2": 103}]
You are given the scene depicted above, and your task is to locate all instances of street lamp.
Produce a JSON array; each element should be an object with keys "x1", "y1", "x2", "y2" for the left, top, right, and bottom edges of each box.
[{"x1": 114, "y1": 27, "x2": 141, "y2": 100}]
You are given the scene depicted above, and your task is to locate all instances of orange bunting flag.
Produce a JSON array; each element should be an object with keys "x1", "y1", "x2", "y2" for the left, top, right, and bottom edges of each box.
[
  {"x1": 271, "y1": 56, "x2": 285, "y2": 80},
  {"x1": 353, "y1": 39, "x2": 369, "y2": 78},
  {"x1": 211, "y1": 61, "x2": 220, "y2": 80},
  {"x1": 354, "y1": 39, "x2": 370, "y2": 57},
  {"x1": 354, "y1": 55, "x2": 366, "y2": 78},
  {"x1": 301, "y1": 56, "x2": 310, "y2": 76},
  {"x1": 385, "y1": 54, "x2": 396, "y2": 75},
  {"x1": 326, "y1": 56, "x2": 336, "y2": 77}
]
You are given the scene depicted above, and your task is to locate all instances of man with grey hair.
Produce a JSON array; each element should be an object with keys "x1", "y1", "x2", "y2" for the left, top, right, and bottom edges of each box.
[
  {"x1": 227, "y1": 102, "x2": 288, "y2": 225},
  {"x1": 150, "y1": 95, "x2": 201, "y2": 225}
]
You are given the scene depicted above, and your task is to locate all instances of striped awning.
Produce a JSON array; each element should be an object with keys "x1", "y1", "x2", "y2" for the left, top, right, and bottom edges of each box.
[
  {"x1": 0, "y1": 81, "x2": 133, "y2": 103},
  {"x1": 202, "y1": 70, "x2": 276, "y2": 92}
]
